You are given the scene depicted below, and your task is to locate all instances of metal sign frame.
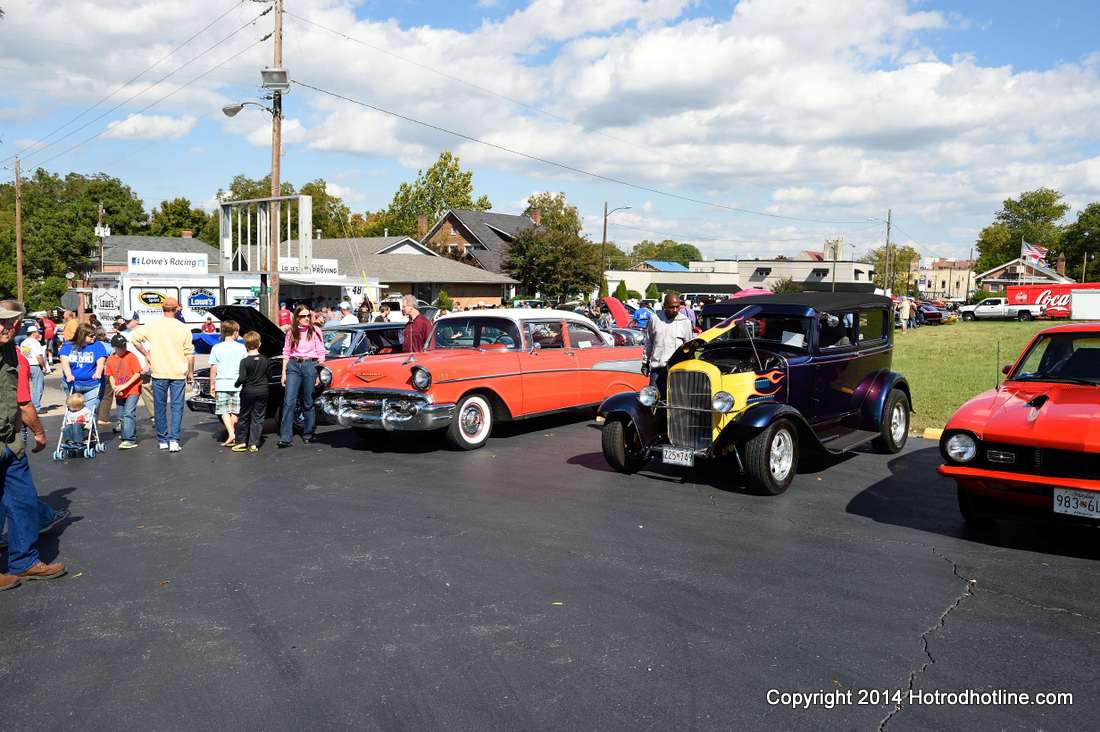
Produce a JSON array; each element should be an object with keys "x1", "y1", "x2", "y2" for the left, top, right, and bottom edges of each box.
[{"x1": 218, "y1": 194, "x2": 313, "y2": 275}]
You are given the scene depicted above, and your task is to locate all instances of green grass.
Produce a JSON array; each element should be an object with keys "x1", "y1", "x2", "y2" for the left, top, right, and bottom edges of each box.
[{"x1": 892, "y1": 320, "x2": 1052, "y2": 433}]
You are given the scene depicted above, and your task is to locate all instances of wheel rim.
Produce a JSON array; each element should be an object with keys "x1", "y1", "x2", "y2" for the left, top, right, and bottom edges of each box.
[
  {"x1": 459, "y1": 399, "x2": 490, "y2": 442},
  {"x1": 890, "y1": 403, "x2": 907, "y2": 443},
  {"x1": 769, "y1": 428, "x2": 794, "y2": 480}
]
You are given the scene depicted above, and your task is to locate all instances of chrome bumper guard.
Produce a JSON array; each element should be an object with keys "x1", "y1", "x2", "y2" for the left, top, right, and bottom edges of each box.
[{"x1": 318, "y1": 389, "x2": 455, "y2": 431}]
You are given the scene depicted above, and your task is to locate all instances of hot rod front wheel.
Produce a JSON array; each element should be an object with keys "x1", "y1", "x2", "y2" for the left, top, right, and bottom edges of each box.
[
  {"x1": 742, "y1": 419, "x2": 799, "y2": 495},
  {"x1": 872, "y1": 389, "x2": 910, "y2": 454},
  {"x1": 601, "y1": 419, "x2": 647, "y2": 474}
]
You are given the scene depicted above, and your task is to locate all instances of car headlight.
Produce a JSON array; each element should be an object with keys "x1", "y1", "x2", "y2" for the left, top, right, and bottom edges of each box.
[
  {"x1": 411, "y1": 365, "x2": 432, "y2": 390},
  {"x1": 318, "y1": 367, "x2": 333, "y2": 387},
  {"x1": 711, "y1": 391, "x2": 734, "y2": 413},
  {"x1": 638, "y1": 385, "x2": 659, "y2": 407},
  {"x1": 945, "y1": 433, "x2": 977, "y2": 463}
]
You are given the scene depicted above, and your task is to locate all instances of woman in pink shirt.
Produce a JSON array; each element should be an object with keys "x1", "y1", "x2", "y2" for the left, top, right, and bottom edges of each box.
[{"x1": 278, "y1": 305, "x2": 325, "y2": 447}]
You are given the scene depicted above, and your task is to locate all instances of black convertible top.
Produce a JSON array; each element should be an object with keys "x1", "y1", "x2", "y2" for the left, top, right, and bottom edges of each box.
[{"x1": 717, "y1": 292, "x2": 892, "y2": 312}]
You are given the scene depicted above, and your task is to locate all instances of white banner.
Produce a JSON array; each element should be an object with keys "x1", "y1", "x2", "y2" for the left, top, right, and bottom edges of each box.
[
  {"x1": 128, "y1": 250, "x2": 208, "y2": 274},
  {"x1": 279, "y1": 257, "x2": 339, "y2": 276}
]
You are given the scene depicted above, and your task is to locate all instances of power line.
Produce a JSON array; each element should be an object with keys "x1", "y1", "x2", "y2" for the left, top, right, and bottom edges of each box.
[
  {"x1": 31, "y1": 38, "x2": 267, "y2": 171},
  {"x1": 10, "y1": 6, "x2": 271, "y2": 167},
  {"x1": 0, "y1": 0, "x2": 248, "y2": 166},
  {"x1": 292, "y1": 79, "x2": 877, "y2": 226},
  {"x1": 608, "y1": 219, "x2": 881, "y2": 245}
]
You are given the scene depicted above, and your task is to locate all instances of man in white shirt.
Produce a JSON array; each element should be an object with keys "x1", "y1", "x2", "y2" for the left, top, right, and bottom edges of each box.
[
  {"x1": 644, "y1": 292, "x2": 695, "y2": 395},
  {"x1": 19, "y1": 327, "x2": 49, "y2": 411},
  {"x1": 337, "y1": 302, "x2": 359, "y2": 325}
]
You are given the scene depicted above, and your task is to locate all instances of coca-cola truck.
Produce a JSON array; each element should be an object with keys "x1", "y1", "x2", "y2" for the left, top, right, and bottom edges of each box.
[{"x1": 1005, "y1": 283, "x2": 1100, "y2": 319}]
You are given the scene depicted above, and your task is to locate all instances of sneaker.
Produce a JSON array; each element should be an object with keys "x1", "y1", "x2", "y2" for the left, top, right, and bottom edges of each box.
[
  {"x1": 169, "y1": 441, "x2": 181, "y2": 453},
  {"x1": 158, "y1": 442, "x2": 169, "y2": 450},
  {"x1": 118, "y1": 441, "x2": 138, "y2": 450},
  {"x1": 277, "y1": 441, "x2": 292, "y2": 449},
  {"x1": 231, "y1": 443, "x2": 248, "y2": 452},
  {"x1": 15, "y1": 561, "x2": 66, "y2": 580},
  {"x1": 249, "y1": 446, "x2": 259, "y2": 453}
]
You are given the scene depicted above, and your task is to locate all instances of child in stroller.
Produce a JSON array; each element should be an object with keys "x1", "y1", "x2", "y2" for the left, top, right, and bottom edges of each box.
[{"x1": 54, "y1": 392, "x2": 105, "y2": 460}]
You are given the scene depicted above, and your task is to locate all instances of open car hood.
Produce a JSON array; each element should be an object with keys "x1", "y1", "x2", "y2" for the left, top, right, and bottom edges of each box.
[{"x1": 208, "y1": 305, "x2": 284, "y2": 357}]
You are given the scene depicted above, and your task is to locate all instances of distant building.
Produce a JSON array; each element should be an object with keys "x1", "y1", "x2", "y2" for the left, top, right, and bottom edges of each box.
[
  {"x1": 419, "y1": 209, "x2": 539, "y2": 275},
  {"x1": 630, "y1": 260, "x2": 691, "y2": 272},
  {"x1": 975, "y1": 256, "x2": 1073, "y2": 293},
  {"x1": 913, "y1": 257, "x2": 976, "y2": 300}
]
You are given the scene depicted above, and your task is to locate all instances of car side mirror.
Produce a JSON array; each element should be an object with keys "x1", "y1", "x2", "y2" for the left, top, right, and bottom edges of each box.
[{"x1": 1002, "y1": 363, "x2": 1012, "y2": 375}]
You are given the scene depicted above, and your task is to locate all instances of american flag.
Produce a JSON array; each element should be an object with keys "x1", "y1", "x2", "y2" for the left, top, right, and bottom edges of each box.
[{"x1": 1021, "y1": 241, "x2": 1049, "y2": 265}]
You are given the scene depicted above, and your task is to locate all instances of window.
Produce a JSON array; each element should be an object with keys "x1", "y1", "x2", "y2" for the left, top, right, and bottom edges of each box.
[
  {"x1": 1013, "y1": 333, "x2": 1100, "y2": 383},
  {"x1": 859, "y1": 309, "x2": 886, "y2": 343},
  {"x1": 752, "y1": 267, "x2": 772, "y2": 278},
  {"x1": 524, "y1": 321, "x2": 565, "y2": 349},
  {"x1": 568, "y1": 322, "x2": 606, "y2": 349},
  {"x1": 430, "y1": 317, "x2": 520, "y2": 349},
  {"x1": 818, "y1": 312, "x2": 856, "y2": 350},
  {"x1": 811, "y1": 268, "x2": 830, "y2": 278},
  {"x1": 711, "y1": 313, "x2": 812, "y2": 350}
]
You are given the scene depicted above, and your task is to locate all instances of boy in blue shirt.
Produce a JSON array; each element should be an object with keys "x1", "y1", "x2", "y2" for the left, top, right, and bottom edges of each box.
[{"x1": 208, "y1": 320, "x2": 246, "y2": 447}]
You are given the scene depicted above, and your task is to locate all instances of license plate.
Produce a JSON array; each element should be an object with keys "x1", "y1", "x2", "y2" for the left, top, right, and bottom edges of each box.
[
  {"x1": 1053, "y1": 488, "x2": 1100, "y2": 518},
  {"x1": 662, "y1": 446, "x2": 694, "y2": 467}
]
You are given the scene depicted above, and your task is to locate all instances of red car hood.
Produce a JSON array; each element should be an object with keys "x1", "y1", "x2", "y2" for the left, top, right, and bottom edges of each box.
[
  {"x1": 327, "y1": 348, "x2": 517, "y2": 390},
  {"x1": 947, "y1": 381, "x2": 1100, "y2": 452}
]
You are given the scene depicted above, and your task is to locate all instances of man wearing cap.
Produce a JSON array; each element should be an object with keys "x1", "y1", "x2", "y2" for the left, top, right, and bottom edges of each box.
[
  {"x1": 130, "y1": 298, "x2": 194, "y2": 453},
  {"x1": 337, "y1": 301, "x2": 358, "y2": 325},
  {"x1": 18, "y1": 326, "x2": 49, "y2": 412},
  {"x1": 0, "y1": 300, "x2": 66, "y2": 590}
]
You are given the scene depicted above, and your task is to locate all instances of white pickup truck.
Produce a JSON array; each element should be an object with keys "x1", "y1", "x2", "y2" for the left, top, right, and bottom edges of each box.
[{"x1": 959, "y1": 297, "x2": 1044, "y2": 321}]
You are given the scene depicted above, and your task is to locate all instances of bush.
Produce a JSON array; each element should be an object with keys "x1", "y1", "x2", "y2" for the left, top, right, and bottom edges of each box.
[
  {"x1": 645, "y1": 282, "x2": 660, "y2": 299},
  {"x1": 626, "y1": 290, "x2": 643, "y2": 300},
  {"x1": 599, "y1": 278, "x2": 609, "y2": 297},
  {"x1": 769, "y1": 277, "x2": 803, "y2": 294},
  {"x1": 434, "y1": 289, "x2": 453, "y2": 310},
  {"x1": 968, "y1": 289, "x2": 995, "y2": 305},
  {"x1": 613, "y1": 281, "x2": 629, "y2": 300}
]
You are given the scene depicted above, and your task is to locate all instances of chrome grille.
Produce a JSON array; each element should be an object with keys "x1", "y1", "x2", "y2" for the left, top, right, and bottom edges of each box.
[
  {"x1": 193, "y1": 377, "x2": 210, "y2": 396},
  {"x1": 667, "y1": 371, "x2": 713, "y2": 450}
]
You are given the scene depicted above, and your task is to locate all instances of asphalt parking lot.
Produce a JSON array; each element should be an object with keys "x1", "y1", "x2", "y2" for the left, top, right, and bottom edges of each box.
[{"x1": 2, "y1": 409, "x2": 1098, "y2": 731}]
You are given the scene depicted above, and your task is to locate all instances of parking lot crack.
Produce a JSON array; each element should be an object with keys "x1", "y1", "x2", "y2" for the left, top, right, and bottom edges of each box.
[
  {"x1": 982, "y1": 586, "x2": 1100, "y2": 623},
  {"x1": 878, "y1": 547, "x2": 976, "y2": 732}
]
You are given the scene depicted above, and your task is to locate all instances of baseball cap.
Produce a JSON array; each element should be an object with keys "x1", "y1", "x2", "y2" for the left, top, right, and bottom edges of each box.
[
  {"x1": 0, "y1": 301, "x2": 26, "y2": 319},
  {"x1": 111, "y1": 334, "x2": 128, "y2": 348},
  {"x1": 27, "y1": 325, "x2": 38, "y2": 333},
  {"x1": 339, "y1": 301, "x2": 351, "y2": 310},
  {"x1": 162, "y1": 297, "x2": 180, "y2": 310}
]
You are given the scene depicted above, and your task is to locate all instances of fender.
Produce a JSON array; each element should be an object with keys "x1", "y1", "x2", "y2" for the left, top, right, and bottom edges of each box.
[
  {"x1": 860, "y1": 371, "x2": 912, "y2": 431},
  {"x1": 598, "y1": 391, "x2": 664, "y2": 446}
]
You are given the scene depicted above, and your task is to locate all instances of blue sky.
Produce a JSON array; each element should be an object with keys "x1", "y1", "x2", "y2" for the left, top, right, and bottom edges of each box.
[{"x1": 2, "y1": 0, "x2": 1099, "y2": 261}]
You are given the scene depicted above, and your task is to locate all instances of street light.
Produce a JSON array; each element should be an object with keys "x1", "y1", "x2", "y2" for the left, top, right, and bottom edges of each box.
[
  {"x1": 222, "y1": 100, "x2": 273, "y2": 118},
  {"x1": 601, "y1": 203, "x2": 632, "y2": 278}
]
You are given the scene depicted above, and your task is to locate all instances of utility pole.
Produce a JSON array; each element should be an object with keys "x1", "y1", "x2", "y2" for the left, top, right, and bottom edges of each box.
[
  {"x1": 829, "y1": 238, "x2": 840, "y2": 293},
  {"x1": 1083, "y1": 252, "x2": 1088, "y2": 283},
  {"x1": 882, "y1": 209, "x2": 892, "y2": 294},
  {"x1": 265, "y1": 0, "x2": 284, "y2": 319},
  {"x1": 14, "y1": 157, "x2": 23, "y2": 302},
  {"x1": 600, "y1": 201, "x2": 608, "y2": 274},
  {"x1": 967, "y1": 246, "x2": 974, "y2": 299}
]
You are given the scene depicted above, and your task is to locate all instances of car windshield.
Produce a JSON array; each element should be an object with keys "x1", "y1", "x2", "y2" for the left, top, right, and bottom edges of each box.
[
  {"x1": 711, "y1": 312, "x2": 812, "y2": 350},
  {"x1": 429, "y1": 317, "x2": 521, "y2": 350},
  {"x1": 324, "y1": 330, "x2": 357, "y2": 357},
  {"x1": 1011, "y1": 332, "x2": 1100, "y2": 384}
]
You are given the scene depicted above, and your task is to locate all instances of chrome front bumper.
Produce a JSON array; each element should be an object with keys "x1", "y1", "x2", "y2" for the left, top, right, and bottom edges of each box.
[{"x1": 318, "y1": 389, "x2": 455, "y2": 431}]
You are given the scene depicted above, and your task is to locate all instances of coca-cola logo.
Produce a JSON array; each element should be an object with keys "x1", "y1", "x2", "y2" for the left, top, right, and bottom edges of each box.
[
  {"x1": 1035, "y1": 290, "x2": 1070, "y2": 308},
  {"x1": 1014, "y1": 291, "x2": 1027, "y2": 303}
]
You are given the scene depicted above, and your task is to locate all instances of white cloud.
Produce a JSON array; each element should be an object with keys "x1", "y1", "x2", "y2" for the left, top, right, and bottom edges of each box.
[{"x1": 103, "y1": 113, "x2": 197, "y2": 140}]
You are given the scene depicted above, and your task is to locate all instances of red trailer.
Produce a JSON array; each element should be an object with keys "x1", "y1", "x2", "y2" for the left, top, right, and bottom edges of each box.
[{"x1": 1006, "y1": 283, "x2": 1100, "y2": 319}]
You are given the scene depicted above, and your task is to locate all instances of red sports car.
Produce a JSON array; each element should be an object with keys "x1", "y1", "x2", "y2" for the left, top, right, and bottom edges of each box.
[{"x1": 939, "y1": 323, "x2": 1100, "y2": 526}]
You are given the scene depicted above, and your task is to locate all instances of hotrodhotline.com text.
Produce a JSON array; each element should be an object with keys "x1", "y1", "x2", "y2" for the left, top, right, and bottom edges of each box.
[{"x1": 767, "y1": 689, "x2": 1073, "y2": 709}]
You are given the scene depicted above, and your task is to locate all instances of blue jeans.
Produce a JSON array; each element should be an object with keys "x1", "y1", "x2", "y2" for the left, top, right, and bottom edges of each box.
[
  {"x1": 2, "y1": 447, "x2": 50, "y2": 572},
  {"x1": 117, "y1": 394, "x2": 139, "y2": 442},
  {"x1": 69, "y1": 381, "x2": 100, "y2": 414},
  {"x1": 29, "y1": 365, "x2": 44, "y2": 411},
  {"x1": 280, "y1": 358, "x2": 316, "y2": 442},
  {"x1": 152, "y1": 378, "x2": 185, "y2": 443}
]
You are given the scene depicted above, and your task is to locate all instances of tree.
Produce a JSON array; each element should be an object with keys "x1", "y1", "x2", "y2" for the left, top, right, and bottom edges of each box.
[
  {"x1": 645, "y1": 282, "x2": 660, "y2": 299},
  {"x1": 148, "y1": 197, "x2": 211, "y2": 240},
  {"x1": 0, "y1": 169, "x2": 146, "y2": 309},
  {"x1": 383, "y1": 151, "x2": 491, "y2": 239},
  {"x1": 863, "y1": 244, "x2": 920, "y2": 293},
  {"x1": 524, "y1": 192, "x2": 581, "y2": 236},
  {"x1": 613, "y1": 280, "x2": 629, "y2": 300},
  {"x1": 599, "y1": 278, "x2": 609, "y2": 297},
  {"x1": 434, "y1": 289, "x2": 453, "y2": 310},
  {"x1": 975, "y1": 188, "x2": 1070, "y2": 273},
  {"x1": 502, "y1": 227, "x2": 600, "y2": 304},
  {"x1": 630, "y1": 239, "x2": 702, "y2": 267},
  {"x1": 769, "y1": 277, "x2": 804, "y2": 294},
  {"x1": 1055, "y1": 203, "x2": 1100, "y2": 281}
]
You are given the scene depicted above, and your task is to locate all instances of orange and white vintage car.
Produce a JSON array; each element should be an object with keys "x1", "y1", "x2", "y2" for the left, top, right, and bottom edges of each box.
[{"x1": 316, "y1": 309, "x2": 648, "y2": 449}]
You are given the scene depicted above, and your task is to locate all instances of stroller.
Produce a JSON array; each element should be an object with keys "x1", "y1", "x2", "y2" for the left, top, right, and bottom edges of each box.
[{"x1": 53, "y1": 418, "x2": 106, "y2": 461}]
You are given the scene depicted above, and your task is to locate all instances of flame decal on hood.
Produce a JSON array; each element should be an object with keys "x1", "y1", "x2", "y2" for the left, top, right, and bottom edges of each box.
[{"x1": 748, "y1": 369, "x2": 785, "y2": 406}]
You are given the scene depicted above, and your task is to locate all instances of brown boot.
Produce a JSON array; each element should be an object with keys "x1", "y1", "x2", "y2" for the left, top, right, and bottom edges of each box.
[
  {"x1": 0, "y1": 573, "x2": 20, "y2": 591},
  {"x1": 15, "y1": 561, "x2": 66, "y2": 580}
]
